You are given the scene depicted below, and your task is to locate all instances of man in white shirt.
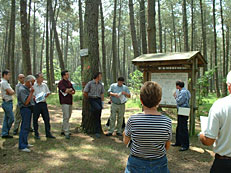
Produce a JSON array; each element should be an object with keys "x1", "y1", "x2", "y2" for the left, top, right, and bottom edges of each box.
[
  {"x1": 33, "y1": 73, "x2": 55, "y2": 139},
  {"x1": 200, "y1": 71, "x2": 231, "y2": 172},
  {"x1": 1, "y1": 70, "x2": 15, "y2": 138}
]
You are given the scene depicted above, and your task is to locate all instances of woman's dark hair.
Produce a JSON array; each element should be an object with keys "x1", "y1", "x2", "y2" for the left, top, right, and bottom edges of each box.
[
  {"x1": 118, "y1": 77, "x2": 125, "y2": 82},
  {"x1": 176, "y1": 80, "x2": 184, "y2": 88},
  {"x1": 93, "y1": 72, "x2": 102, "y2": 79},
  {"x1": 2, "y1": 69, "x2": 10, "y2": 77},
  {"x1": 61, "y1": 70, "x2": 69, "y2": 77},
  {"x1": 35, "y1": 72, "x2": 42, "y2": 79},
  {"x1": 140, "y1": 81, "x2": 162, "y2": 108}
]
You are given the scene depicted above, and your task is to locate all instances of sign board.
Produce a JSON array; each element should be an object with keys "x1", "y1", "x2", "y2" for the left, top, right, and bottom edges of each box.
[
  {"x1": 80, "y1": 49, "x2": 88, "y2": 57},
  {"x1": 151, "y1": 73, "x2": 188, "y2": 106}
]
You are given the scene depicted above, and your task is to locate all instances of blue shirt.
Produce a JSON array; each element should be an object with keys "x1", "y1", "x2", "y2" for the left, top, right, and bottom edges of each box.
[
  {"x1": 108, "y1": 83, "x2": 130, "y2": 104},
  {"x1": 175, "y1": 87, "x2": 191, "y2": 108}
]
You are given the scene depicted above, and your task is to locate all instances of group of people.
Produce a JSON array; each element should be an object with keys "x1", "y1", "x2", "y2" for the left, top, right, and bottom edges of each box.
[{"x1": 1, "y1": 68, "x2": 231, "y2": 172}]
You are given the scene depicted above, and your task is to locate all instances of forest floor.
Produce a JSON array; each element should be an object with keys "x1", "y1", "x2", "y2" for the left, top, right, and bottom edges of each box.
[{"x1": 0, "y1": 98, "x2": 214, "y2": 173}]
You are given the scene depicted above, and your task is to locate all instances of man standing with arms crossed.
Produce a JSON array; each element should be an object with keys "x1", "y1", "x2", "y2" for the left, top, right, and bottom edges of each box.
[
  {"x1": 200, "y1": 71, "x2": 231, "y2": 172},
  {"x1": 33, "y1": 73, "x2": 55, "y2": 139},
  {"x1": 83, "y1": 72, "x2": 104, "y2": 138},
  {"x1": 58, "y1": 70, "x2": 75, "y2": 139},
  {"x1": 13, "y1": 74, "x2": 25, "y2": 135},
  {"x1": 106, "y1": 77, "x2": 130, "y2": 136},
  {"x1": 1, "y1": 70, "x2": 15, "y2": 138}
]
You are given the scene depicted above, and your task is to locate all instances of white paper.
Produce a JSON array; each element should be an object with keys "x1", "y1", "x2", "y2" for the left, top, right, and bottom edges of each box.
[
  {"x1": 118, "y1": 92, "x2": 127, "y2": 104},
  {"x1": 200, "y1": 116, "x2": 208, "y2": 133},
  {"x1": 178, "y1": 107, "x2": 190, "y2": 116},
  {"x1": 60, "y1": 90, "x2": 68, "y2": 97},
  {"x1": 35, "y1": 92, "x2": 46, "y2": 103}
]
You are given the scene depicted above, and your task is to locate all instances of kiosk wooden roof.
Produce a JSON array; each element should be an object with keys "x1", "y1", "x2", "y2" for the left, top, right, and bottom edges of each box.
[{"x1": 132, "y1": 51, "x2": 207, "y2": 136}]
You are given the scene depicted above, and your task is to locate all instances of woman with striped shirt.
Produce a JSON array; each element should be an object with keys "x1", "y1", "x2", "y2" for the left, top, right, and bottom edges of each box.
[{"x1": 123, "y1": 81, "x2": 172, "y2": 173}]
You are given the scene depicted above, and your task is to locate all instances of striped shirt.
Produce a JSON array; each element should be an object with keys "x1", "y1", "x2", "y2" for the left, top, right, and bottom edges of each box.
[{"x1": 125, "y1": 114, "x2": 172, "y2": 159}]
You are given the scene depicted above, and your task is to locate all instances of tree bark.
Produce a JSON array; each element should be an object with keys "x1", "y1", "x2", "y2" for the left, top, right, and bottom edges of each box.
[
  {"x1": 20, "y1": 0, "x2": 32, "y2": 75},
  {"x1": 117, "y1": 0, "x2": 122, "y2": 77},
  {"x1": 129, "y1": 0, "x2": 140, "y2": 57},
  {"x1": 157, "y1": 0, "x2": 162, "y2": 53},
  {"x1": 82, "y1": 0, "x2": 100, "y2": 134},
  {"x1": 171, "y1": 4, "x2": 177, "y2": 52},
  {"x1": 212, "y1": 0, "x2": 220, "y2": 97},
  {"x1": 226, "y1": 26, "x2": 229, "y2": 81},
  {"x1": 40, "y1": 22, "x2": 45, "y2": 72},
  {"x1": 79, "y1": 0, "x2": 84, "y2": 74},
  {"x1": 220, "y1": 0, "x2": 226, "y2": 96},
  {"x1": 123, "y1": 32, "x2": 126, "y2": 81},
  {"x1": 182, "y1": 0, "x2": 189, "y2": 51},
  {"x1": 139, "y1": 0, "x2": 147, "y2": 54},
  {"x1": 48, "y1": 0, "x2": 65, "y2": 71},
  {"x1": 100, "y1": 0, "x2": 107, "y2": 87},
  {"x1": 33, "y1": 1, "x2": 36, "y2": 75},
  {"x1": 64, "y1": 21, "x2": 69, "y2": 68},
  {"x1": 112, "y1": 0, "x2": 117, "y2": 82},
  {"x1": 147, "y1": 0, "x2": 157, "y2": 53},
  {"x1": 46, "y1": 0, "x2": 51, "y2": 90},
  {"x1": 191, "y1": 0, "x2": 194, "y2": 51}
]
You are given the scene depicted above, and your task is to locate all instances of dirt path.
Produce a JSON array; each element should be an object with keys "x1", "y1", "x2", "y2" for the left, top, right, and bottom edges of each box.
[{"x1": 0, "y1": 103, "x2": 213, "y2": 173}]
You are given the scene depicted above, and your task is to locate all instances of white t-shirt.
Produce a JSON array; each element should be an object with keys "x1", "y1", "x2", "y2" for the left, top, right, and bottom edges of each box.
[
  {"x1": 205, "y1": 95, "x2": 231, "y2": 157},
  {"x1": 1, "y1": 79, "x2": 13, "y2": 101}
]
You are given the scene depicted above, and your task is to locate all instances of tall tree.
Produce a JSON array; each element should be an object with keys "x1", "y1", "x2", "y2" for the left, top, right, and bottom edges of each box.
[
  {"x1": 226, "y1": 26, "x2": 229, "y2": 79},
  {"x1": 139, "y1": 0, "x2": 147, "y2": 54},
  {"x1": 64, "y1": 21, "x2": 69, "y2": 68},
  {"x1": 112, "y1": 0, "x2": 117, "y2": 82},
  {"x1": 100, "y1": 0, "x2": 107, "y2": 87},
  {"x1": 171, "y1": 4, "x2": 177, "y2": 52},
  {"x1": 182, "y1": 0, "x2": 189, "y2": 51},
  {"x1": 46, "y1": 0, "x2": 51, "y2": 89},
  {"x1": 82, "y1": 0, "x2": 100, "y2": 134},
  {"x1": 220, "y1": 0, "x2": 226, "y2": 96},
  {"x1": 129, "y1": 0, "x2": 140, "y2": 57},
  {"x1": 9, "y1": 0, "x2": 16, "y2": 87},
  {"x1": 212, "y1": 0, "x2": 220, "y2": 97},
  {"x1": 147, "y1": 0, "x2": 157, "y2": 53},
  {"x1": 191, "y1": 0, "x2": 194, "y2": 51},
  {"x1": 20, "y1": 0, "x2": 32, "y2": 75},
  {"x1": 33, "y1": 1, "x2": 36, "y2": 75},
  {"x1": 40, "y1": 22, "x2": 45, "y2": 72},
  {"x1": 48, "y1": 0, "x2": 65, "y2": 71},
  {"x1": 79, "y1": 0, "x2": 84, "y2": 74},
  {"x1": 157, "y1": 0, "x2": 162, "y2": 53}
]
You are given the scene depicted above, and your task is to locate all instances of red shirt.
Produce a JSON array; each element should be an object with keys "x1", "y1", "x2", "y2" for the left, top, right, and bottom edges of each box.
[{"x1": 58, "y1": 79, "x2": 75, "y2": 105}]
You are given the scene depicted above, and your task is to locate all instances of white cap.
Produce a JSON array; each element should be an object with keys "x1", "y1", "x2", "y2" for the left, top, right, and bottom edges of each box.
[{"x1": 227, "y1": 71, "x2": 231, "y2": 84}]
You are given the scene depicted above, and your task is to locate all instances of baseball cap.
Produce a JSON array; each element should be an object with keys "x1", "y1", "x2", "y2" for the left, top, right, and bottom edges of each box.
[{"x1": 227, "y1": 71, "x2": 231, "y2": 84}]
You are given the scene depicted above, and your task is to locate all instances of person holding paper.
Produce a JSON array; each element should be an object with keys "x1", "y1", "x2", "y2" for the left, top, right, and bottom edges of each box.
[
  {"x1": 33, "y1": 73, "x2": 55, "y2": 139},
  {"x1": 172, "y1": 80, "x2": 191, "y2": 151},
  {"x1": 83, "y1": 72, "x2": 104, "y2": 138},
  {"x1": 123, "y1": 81, "x2": 172, "y2": 172},
  {"x1": 58, "y1": 70, "x2": 75, "y2": 139},
  {"x1": 106, "y1": 77, "x2": 130, "y2": 136},
  {"x1": 200, "y1": 71, "x2": 231, "y2": 172}
]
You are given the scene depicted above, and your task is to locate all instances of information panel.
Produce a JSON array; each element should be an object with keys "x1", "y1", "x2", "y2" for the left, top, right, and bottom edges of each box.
[{"x1": 151, "y1": 73, "x2": 188, "y2": 106}]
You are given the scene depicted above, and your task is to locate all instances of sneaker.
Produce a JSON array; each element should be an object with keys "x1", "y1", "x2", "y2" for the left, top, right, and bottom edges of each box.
[
  {"x1": 2, "y1": 135, "x2": 13, "y2": 138},
  {"x1": 116, "y1": 133, "x2": 122, "y2": 136},
  {"x1": 20, "y1": 148, "x2": 31, "y2": 152},
  {"x1": 65, "y1": 135, "x2": 70, "y2": 139},
  {"x1": 95, "y1": 133, "x2": 101, "y2": 138},
  {"x1": 13, "y1": 130, "x2": 18, "y2": 135},
  {"x1": 34, "y1": 135, "x2": 40, "y2": 140},
  {"x1": 27, "y1": 144, "x2": 34, "y2": 148},
  {"x1": 46, "y1": 135, "x2": 56, "y2": 139}
]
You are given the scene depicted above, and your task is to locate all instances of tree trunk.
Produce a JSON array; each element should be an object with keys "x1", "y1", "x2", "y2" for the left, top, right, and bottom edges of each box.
[
  {"x1": 212, "y1": 0, "x2": 220, "y2": 97},
  {"x1": 79, "y1": 0, "x2": 84, "y2": 74},
  {"x1": 157, "y1": 0, "x2": 162, "y2": 53},
  {"x1": 64, "y1": 21, "x2": 69, "y2": 68},
  {"x1": 191, "y1": 0, "x2": 194, "y2": 51},
  {"x1": 139, "y1": 0, "x2": 147, "y2": 54},
  {"x1": 171, "y1": 4, "x2": 177, "y2": 52},
  {"x1": 33, "y1": 1, "x2": 36, "y2": 75},
  {"x1": 40, "y1": 22, "x2": 45, "y2": 72},
  {"x1": 164, "y1": 27, "x2": 166, "y2": 53},
  {"x1": 123, "y1": 32, "x2": 126, "y2": 81},
  {"x1": 82, "y1": 0, "x2": 100, "y2": 134},
  {"x1": 48, "y1": 0, "x2": 65, "y2": 71},
  {"x1": 9, "y1": 0, "x2": 16, "y2": 88},
  {"x1": 129, "y1": 0, "x2": 140, "y2": 57},
  {"x1": 28, "y1": 0, "x2": 32, "y2": 34},
  {"x1": 182, "y1": 0, "x2": 189, "y2": 51},
  {"x1": 220, "y1": 0, "x2": 226, "y2": 97},
  {"x1": 3, "y1": 17, "x2": 9, "y2": 71},
  {"x1": 46, "y1": 0, "x2": 51, "y2": 90},
  {"x1": 226, "y1": 26, "x2": 229, "y2": 81},
  {"x1": 100, "y1": 0, "x2": 107, "y2": 87},
  {"x1": 147, "y1": 0, "x2": 157, "y2": 53},
  {"x1": 20, "y1": 0, "x2": 32, "y2": 75},
  {"x1": 117, "y1": 0, "x2": 122, "y2": 77},
  {"x1": 112, "y1": 0, "x2": 117, "y2": 82}
]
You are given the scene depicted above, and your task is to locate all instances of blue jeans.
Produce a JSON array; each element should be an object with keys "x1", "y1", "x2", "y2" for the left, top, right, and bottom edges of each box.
[
  {"x1": 125, "y1": 155, "x2": 170, "y2": 173},
  {"x1": 1, "y1": 101, "x2": 14, "y2": 136},
  {"x1": 88, "y1": 98, "x2": 102, "y2": 133},
  {"x1": 19, "y1": 107, "x2": 32, "y2": 149}
]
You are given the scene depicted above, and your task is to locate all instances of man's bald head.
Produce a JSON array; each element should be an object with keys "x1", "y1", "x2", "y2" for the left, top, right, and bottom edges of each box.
[{"x1": 18, "y1": 74, "x2": 25, "y2": 84}]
